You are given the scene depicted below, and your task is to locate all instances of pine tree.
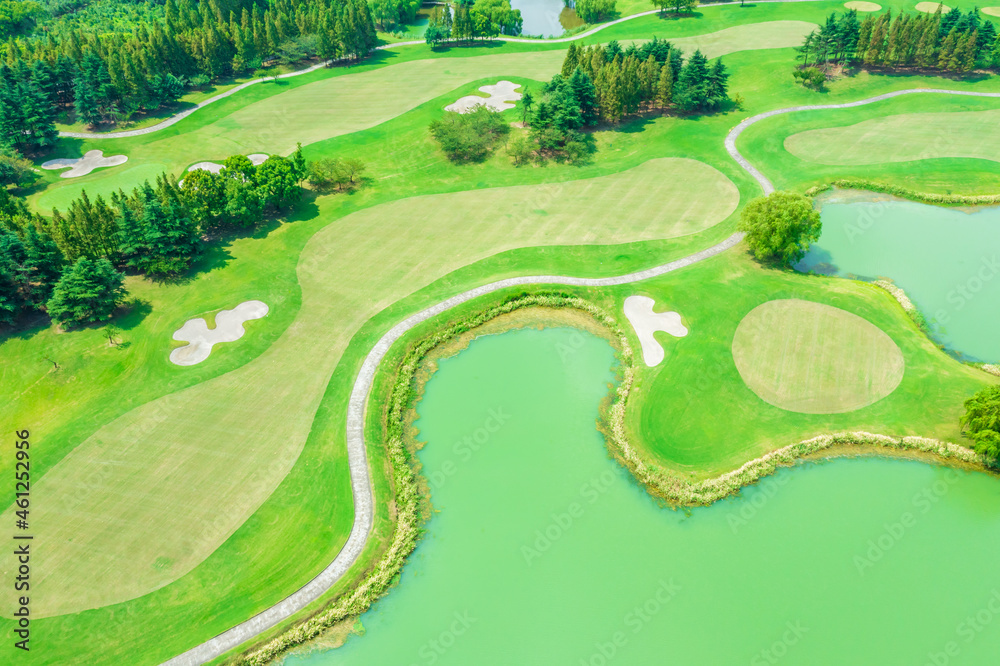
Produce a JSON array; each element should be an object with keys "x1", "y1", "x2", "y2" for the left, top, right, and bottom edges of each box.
[
  {"x1": 47, "y1": 257, "x2": 127, "y2": 326},
  {"x1": 568, "y1": 67, "x2": 598, "y2": 125},
  {"x1": 656, "y1": 58, "x2": 673, "y2": 106},
  {"x1": 562, "y1": 43, "x2": 580, "y2": 78}
]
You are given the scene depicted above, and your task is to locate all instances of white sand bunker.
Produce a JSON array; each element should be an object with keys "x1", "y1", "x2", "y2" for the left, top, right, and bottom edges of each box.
[
  {"x1": 445, "y1": 81, "x2": 522, "y2": 113},
  {"x1": 188, "y1": 153, "x2": 269, "y2": 174},
  {"x1": 916, "y1": 2, "x2": 950, "y2": 13},
  {"x1": 844, "y1": 1, "x2": 881, "y2": 11},
  {"x1": 170, "y1": 300, "x2": 269, "y2": 366},
  {"x1": 41, "y1": 150, "x2": 128, "y2": 178},
  {"x1": 982, "y1": 7, "x2": 1000, "y2": 17},
  {"x1": 623, "y1": 295, "x2": 688, "y2": 367}
]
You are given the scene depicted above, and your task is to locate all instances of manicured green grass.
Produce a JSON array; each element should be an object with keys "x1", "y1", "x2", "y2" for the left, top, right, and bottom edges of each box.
[
  {"x1": 4, "y1": 2, "x2": 1000, "y2": 662},
  {"x1": 620, "y1": 251, "x2": 990, "y2": 477},
  {"x1": 2, "y1": 154, "x2": 740, "y2": 621},
  {"x1": 731, "y1": 298, "x2": 905, "y2": 414},
  {"x1": 784, "y1": 108, "x2": 1000, "y2": 166}
]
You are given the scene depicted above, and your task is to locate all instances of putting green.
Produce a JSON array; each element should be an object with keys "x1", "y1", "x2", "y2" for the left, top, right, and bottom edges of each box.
[
  {"x1": 916, "y1": 2, "x2": 950, "y2": 12},
  {"x1": 2, "y1": 158, "x2": 736, "y2": 618},
  {"x1": 844, "y1": 1, "x2": 881, "y2": 11},
  {"x1": 731, "y1": 299, "x2": 905, "y2": 414},
  {"x1": 983, "y1": 6, "x2": 1000, "y2": 17},
  {"x1": 783, "y1": 109, "x2": 1000, "y2": 166}
]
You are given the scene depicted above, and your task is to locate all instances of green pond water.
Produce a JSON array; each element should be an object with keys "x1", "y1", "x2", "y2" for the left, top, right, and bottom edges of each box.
[
  {"x1": 798, "y1": 196, "x2": 1000, "y2": 363},
  {"x1": 287, "y1": 326, "x2": 1000, "y2": 666}
]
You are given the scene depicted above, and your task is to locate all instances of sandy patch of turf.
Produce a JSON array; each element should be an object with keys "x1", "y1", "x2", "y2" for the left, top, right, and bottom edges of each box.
[
  {"x1": 844, "y1": 1, "x2": 881, "y2": 11},
  {"x1": 982, "y1": 6, "x2": 1000, "y2": 16},
  {"x1": 783, "y1": 108, "x2": 1000, "y2": 166},
  {"x1": 2, "y1": 157, "x2": 736, "y2": 618},
  {"x1": 916, "y1": 2, "x2": 950, "y2": 12},
  {"x1": 731, "y1": 299, "x2": 905, "y2": 414}
]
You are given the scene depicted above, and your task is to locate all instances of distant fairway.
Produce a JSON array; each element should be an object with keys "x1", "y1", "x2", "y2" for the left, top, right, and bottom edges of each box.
[
  {"x1": 783, "y1": 109, "x2": 1000, "y2": 166},
  {"x1": 35, "y1": 19, "x2": 814, "y2": 212},
  {"x1": 731, "y1": 299, "x2": 905, "y2": 414},
  {"x1": 844, "y1": 1, "x2": 881, "y2": 10},
  {"x1": 3, "y1": 158, "x2": 737, "y2": 618},
  {"x1": 628, "y1": 21, "x2": 816, "y2": 58}
]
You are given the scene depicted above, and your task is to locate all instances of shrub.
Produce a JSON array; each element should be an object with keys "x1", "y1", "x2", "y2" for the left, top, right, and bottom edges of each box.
[
  {"x1": 307, "y1": 158, "x2": 367, "y2": 190},
  {"x1": 506, "y1": 134, "x2": 534, "y2": 166},
  {"x1": 429, "y1": 106, "x2": 511, "y2": 163},
  {"x1": 792, "y1": 67, "x2": 826, "y2": 90},
  {"x1": 738, "y1": 191, "x2": 822, "y2": 268}
]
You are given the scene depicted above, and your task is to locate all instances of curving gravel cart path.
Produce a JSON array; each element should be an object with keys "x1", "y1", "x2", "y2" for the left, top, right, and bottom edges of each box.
[{"x1": 162, "y1": 90, "x2": 1000, "y2": 665}]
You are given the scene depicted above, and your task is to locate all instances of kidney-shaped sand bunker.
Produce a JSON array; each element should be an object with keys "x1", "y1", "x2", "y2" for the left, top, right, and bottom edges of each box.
[{"x1": 732, "y1": 299, "x2": 904, "y2": 414}]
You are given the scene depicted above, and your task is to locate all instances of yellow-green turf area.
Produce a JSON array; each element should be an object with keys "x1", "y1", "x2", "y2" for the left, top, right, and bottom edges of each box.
[
  {"x1": 32, "y1": 19, "x2": 812, "y2": 213},
  {"x1": 784, "y1": 108, "x2": 1000, "y2": 166},
  {"x1": 622, "y1": 252, "x2": 989, "y2": 477},
  {"x1": 0, "y1": 157, "x2": 737, "y2": 619},
  {"x1": 731, "y1": 299, "x2": 905, "y2": 414}
]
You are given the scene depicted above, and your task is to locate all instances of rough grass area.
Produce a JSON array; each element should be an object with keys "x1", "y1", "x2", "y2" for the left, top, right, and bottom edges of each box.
[
  {"x1": 784, "y1": 109, "x2": 1000, "y2": 166},
  {"x1": 731, "y1": 298, "x2": 905, "y2": 414}
]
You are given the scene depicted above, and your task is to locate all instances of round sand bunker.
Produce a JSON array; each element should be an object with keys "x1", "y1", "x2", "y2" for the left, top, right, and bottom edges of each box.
[
  {"x1": 731, "y1": 299, "x2": 904, "y2": 414},
  {"x1": 42, "y1": 150, "x2": 128, "y2": 178},
  {"x1": 982, "y1": 7, "x2": 1000, "y2": 17},
  {"x1": 844, "y1": 1, "x2": 881, "y2": 10},
  {"x1": 170, "y1": 300, "x2": 268, "y2": 366},
  {"x1": 916, "y1": 2, "x2": 950, "y2": 13}
]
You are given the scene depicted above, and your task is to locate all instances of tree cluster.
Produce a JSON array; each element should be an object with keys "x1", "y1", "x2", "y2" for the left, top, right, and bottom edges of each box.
[
  {"x1": 572, "y1": 0, "x2": 617, "y2": 24},
  {"x1": 962, "y1": 384, "x2": 1000, "y2": 462},
  {"x1": 561, "y1": 38, "x2": 730, "y2": 121},
  {"x1": 651, "y1": 0, "x2": 697, "y2": 17},
  {"x1": 425, "y1": 0, "x2": 522, "y2": 45},
  {"x1": 41, "y1": 152, "x2": 303, "y2": 273},
  {"x1": 1, "y1": 0, "x2": 377, "y2": 128},
  {"x1": 800, "y1": 8, "x2": 1000, "y2": 74},
  {"x1": 369, "y1": 0, "x2": 422, "y2": 32},
  {"x1": 429, "y1": 105, "x2": 511, "y2": 162},
  {"x1": 0, "y1": 188, "x2": 65, "y2": 324},
  {"x1": 181, "y1": 149, "x2": 306, "y2": 229},
  {"x1": 0, "y1": 148, "x2": 313, "y2": 327}
]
